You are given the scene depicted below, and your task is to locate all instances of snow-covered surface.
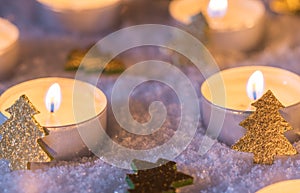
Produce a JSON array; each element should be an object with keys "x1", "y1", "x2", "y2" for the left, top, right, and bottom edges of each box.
[{"x1": 1, "y1": 0, "x2": 300, "y2": 192}]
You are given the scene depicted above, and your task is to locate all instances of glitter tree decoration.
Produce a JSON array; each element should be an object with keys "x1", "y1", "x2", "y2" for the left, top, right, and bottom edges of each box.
[
  {"x1": 0, "y1": 95, "x2": 52, "y2": 170},
  {"x1": 232, "y1": 90, "x2": 297, "y2": 164},
  {"x1": 126, "y1": 158, "x2": 193, "y2": 193}
]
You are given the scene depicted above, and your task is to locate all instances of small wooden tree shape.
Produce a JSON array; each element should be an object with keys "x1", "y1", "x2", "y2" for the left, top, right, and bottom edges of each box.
[
  {"x1": 0, "y1": 95, "x2": 52, "y2": 170},
  {"x1": 232, "y1": 90, "x2": 297, "y2": 164}
]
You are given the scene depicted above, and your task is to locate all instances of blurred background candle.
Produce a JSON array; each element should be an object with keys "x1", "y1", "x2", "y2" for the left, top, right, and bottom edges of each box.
[
  {"x1": 35, "y1": 0, "x2": 122, "y2": 33},
  {"x1": 0, "y1": 78, "x2": 107, "y2": 160},
  {"x1": 200, "y1": 66, "x2": 300, "y2": 145},
  {"x1": 0, "y1": 17, "x2": 19, "y2": 80},
  {"x1": 169, "y1": 0, "x2": 266, "y2": 51}
]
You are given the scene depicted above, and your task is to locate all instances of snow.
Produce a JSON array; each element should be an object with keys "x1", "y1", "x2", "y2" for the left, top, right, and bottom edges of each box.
[{"x1": 1, "y1": 0, "x2": 300, "y2": 192}]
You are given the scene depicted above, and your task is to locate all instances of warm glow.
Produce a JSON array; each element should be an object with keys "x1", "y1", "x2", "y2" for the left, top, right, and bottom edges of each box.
[
  {"x1": 247, "y1": 70, "x2": 264, "y2": 101},
  {"x1": 207, "y1": 0, "x2": 228, "y2": 18},
  {"x1": 45, "y1": 83, "x2": 61, "y2": 113}
]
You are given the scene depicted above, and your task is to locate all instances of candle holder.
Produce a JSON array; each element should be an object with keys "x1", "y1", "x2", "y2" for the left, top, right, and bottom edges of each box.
[
  {"x1": 0, "y1": 78, "x2": 107, "y2": 160},
  {"x1": 35, "y1": 0, "x2": 122, "y2": 33},
  {"x1": 0, "y1": 18, "x2": 19, "y2": 80},
  {"x1": 40, "y1": 110, "x2": 107, "y2": 160},
  {"x1": 169, "y1": 0, "x2": 266, "y2": 51},
  {"x1": 200, "y1": 66, "x2": 300, "y2": 146}
]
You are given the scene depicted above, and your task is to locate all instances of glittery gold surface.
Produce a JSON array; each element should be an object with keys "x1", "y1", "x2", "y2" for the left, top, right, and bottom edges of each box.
[
  {"x1": 271, "y1": 0, "x2": 300, "y2": 14},
  {"x1": 232, "y1": 90, "x2": 297, "y2": 164},
  {"x1": 126, "y1": 159, "x2": 193, "y2": 193},
  {"x1": 102, "y1": 59, "x2": 126, "y2": 74},
  {"x1": 65, "y1": 47, "x2": 125, "y2": 74},
  {"x1": 0, "y1": 95, "x2": 52, "y2": 170},
  {"x1": 65, "y1": 49, "x2": 87, "y2": 71}
]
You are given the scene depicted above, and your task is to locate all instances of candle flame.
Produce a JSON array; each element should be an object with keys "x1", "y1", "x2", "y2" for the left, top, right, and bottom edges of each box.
[
  {"x1": 45, "y1": 83, "x2": 61, "y2": 113},
  {"x1": 207, "y1": 0, "x2": 228, "y2": 18},
  {"x1": 247, "y1": 70, "x2": 264, "y2": 101}
]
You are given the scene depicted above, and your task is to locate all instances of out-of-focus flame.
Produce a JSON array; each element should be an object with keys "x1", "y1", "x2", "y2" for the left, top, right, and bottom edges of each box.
[{"x1": 207, "y1": 0, "x2": 228, "y2": 18}]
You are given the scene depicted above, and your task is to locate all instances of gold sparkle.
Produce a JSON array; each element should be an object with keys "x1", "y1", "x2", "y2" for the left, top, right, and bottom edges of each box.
[
  {"x1": 65, "y1": 46, "x2": 125, "y2": 74},
  {"x1": 0, "y1": 95, "x2": 52, "y2": 170},
  {"x1": 232, "y1": 90, "x2": 297, "y2": 164},
  {"x1": 271, "y1": 0, "x2": 300, "y2": 14},
  {"x1": 65, "y1": 49, "x2": 87, "y2": 71}
]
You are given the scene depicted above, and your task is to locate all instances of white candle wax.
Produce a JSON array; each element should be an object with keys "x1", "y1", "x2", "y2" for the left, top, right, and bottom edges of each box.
[
  {"x1": 169, "y1": 0, "x2": 203, "y2": 25},
  {"x1": 169, "y1": 0, "x2": 266, "y2": 51},
  {"x1": 0, "y1": 78, "x2": 107, "y2": 160},
  {"x1": 0, "y1": 17, "x2": 19, "y2": 80},
  {"x1": 201, "y1": 66, "x2": 300, "y2": 111},
  {"x1": 200, "y1": 66, "x2": 300, "y2": 145},
  {"x1": 204, "y1": 0, "x2": 264, "y2": 31},
  {"x1": 35, "y1": 0, "x2": 122, "y2": 33}
]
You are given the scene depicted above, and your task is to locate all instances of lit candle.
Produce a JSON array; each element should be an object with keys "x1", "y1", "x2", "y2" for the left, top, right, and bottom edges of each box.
[
  {"x1": 35, "y1": 0, "x2": 122, "y2": 33},
  {"x1": 169, "y1": 0, "x2": 266, "y2": 51},
  {"x1": 0, "y1": 78, "x2": 107, "y2": 160},
  {"x1": 0, "y1": 17, "x2": 19, "y2": 80},
  {"x1": 200, "y1": 66, "x2": 300, "y2": 145}
]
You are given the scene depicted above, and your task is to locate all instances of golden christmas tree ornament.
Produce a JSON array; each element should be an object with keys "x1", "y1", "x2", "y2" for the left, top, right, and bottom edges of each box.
[
  {"x1": 232, "y1": 90, "x2": 297, "y2": 164},
  {"x1": 0, "y1": 95, "x2": 52, "y2": 170}
]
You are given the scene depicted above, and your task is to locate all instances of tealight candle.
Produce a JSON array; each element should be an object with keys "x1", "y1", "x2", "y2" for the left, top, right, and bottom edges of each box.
[
  {"x1": 35, "y1": 0, "x2": 122, "y2": 33},
  {"x1": 0, "y1": 18, "x2": 19, "y2": 80},
  {"x1": 169, "y1": 0, "x2": 266, "y2": 51},
  {"x1": 0, "y1": 78, "x2": 107, "y2": 160},
  {"x1": 256, "y1": 180, "x2": 300, "y2": 193},
  {"x1": 200, "y1": 66, "x2": 300, "y2": 146}
]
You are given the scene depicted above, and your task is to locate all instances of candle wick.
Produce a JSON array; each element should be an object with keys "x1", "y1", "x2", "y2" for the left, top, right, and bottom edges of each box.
[
  {"x1": 50, "y1": 102, "x2": 55, "y2": 113},
  {"x1": 252, "y1": 84, "x2": 257, "y2": 100},
  {"x1": 253, "y1": 91, "x2": 257, "y2": 100}
]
